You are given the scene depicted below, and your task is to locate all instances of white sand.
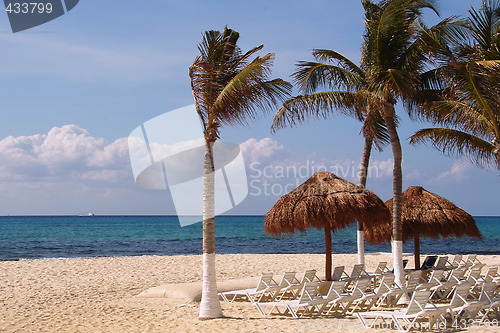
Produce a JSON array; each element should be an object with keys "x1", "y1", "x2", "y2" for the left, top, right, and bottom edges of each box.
[{"x1": 1, "y1": 253, "x2": 499, "y2": 332}]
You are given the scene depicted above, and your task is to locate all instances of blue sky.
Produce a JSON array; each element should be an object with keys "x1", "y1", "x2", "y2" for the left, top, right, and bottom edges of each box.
[{"x1": 0, "y1": 0, "x2": 498, "y2": 216}]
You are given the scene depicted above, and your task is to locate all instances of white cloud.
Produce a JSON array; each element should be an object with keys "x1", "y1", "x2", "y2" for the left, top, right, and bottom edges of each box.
[
  {"x1": 404, "y1": 168, "x2": 423, "y2": 181},
  {"x1": 367, "y1": 158, "x2": 393, "y2": 180},
  {"x1": 0, "y1": 132, "x2": 397, "y2": 188},
  {"x1": 435, "y1": 161, "x2": 472, "y2": 183},
  {"x1": 240, "y1": 137, "x2": 389, "y2": 183},
  {"x1": 0, "y1": 125, "x2": 129, "y2": 183},
  {"x1": 240, "y1": 137, "x2": 287, "y2": 165},
  {"x1": 0, "y1": 132, "x2": 399, "y2": 214}
]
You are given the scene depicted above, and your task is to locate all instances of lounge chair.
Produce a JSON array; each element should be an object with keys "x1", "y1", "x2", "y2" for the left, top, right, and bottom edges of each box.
[
  {"x1": 405, "y1": 270, "x2": 424, "y2": 294},
  {"x1": 301, "y1": 269, "x2": 321, "y2": 283},
  {"x1": 430, "y1": 268, "x2": 465, "y2": 299},
  {"x1": 275, "y1": 271, "x2": 301, "y2": 300},
  {"x1": 420, "y1": 255, "x2": 438, "y2": 270},
  {"x1": 275, "y1": 269, "x2": 321, "y2": 300},
  {"x1": 480, "y1": 266, "x2": 499, "y2": 283},
  {"x1": 465, "y1": 267, "x2": 484, "y2": 295},
  {"x1": 417, "y1": 269, "x2": 445, "y2": 291},
  {"x1": 356, "y1": 290, "x2": 448, "y2": 332},
  {"x1": 374, "y1": 273, "x2": 405, "y2": 307},
  {"x1": 323, "y1": 278, "x2": 371, "y2": 315},
  {"x1": 367, "y1": 261, "x2": 388, "y2": 286},
  {"x1": 370, "y1": 261, "x2": 388, "y2": 275},
  {"x1": 477, "y1": 282, "x2": 500, "y2": 323},
  {"x1": 219, "y1": 272, "x2": 282, "y2": 303},
  {"x1": 255, "y1": 281, "x2": 324, "y2": 318},
  {"x1": 343, "y1": 264, "x2": 366, "y2": 288},
  {"x1": 446, "y1": 254, "x2": 463, "y2": 270},
  {"x1": 316, "y1": 280, "x2": 351, "y2": 315},
  {"x1": 331, "y1": 266, "x2": 346, "y2": 281},
  {"x1": 434, "y1": 256, "x2": 448, "y2": 270},
  {"x1": 446, "y1": 282, "x2": 488, "y2": 323},
  {"x1": 463, "y1": 254, "x2": 481, "y2": 267},
  {"x1": 347, "y1": 278, "x2": 380, "y2": 314}
]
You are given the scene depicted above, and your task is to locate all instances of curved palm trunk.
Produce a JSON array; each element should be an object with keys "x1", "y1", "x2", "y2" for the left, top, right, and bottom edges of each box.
[
  {"x1": 357, "y1": 135, "x2": 373, "y2": 265},
  {"x1": 199, "y1": 139, "x2": 223, "y2": 319},
  {"x1": 382, "y1": 103, "x2": 404, "y2": 290}
]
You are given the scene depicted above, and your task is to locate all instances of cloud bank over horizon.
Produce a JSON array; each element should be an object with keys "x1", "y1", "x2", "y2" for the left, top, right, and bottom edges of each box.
[{"x1": 0, "y1": 124, "x2": 493, "y2": 215}]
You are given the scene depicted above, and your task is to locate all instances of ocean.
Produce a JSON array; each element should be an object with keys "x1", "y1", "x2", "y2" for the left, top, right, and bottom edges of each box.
[{"x1": 0, "y1": 215, "x2": 498, "y2": 261}]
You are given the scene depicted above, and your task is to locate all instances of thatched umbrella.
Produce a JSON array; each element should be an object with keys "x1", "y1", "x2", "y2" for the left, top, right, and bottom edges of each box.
[
  {"x1": 364, "y1": 186, "x2": 482, "y2": 269},
  {"x1": 265, "y1": 171, "x2": 390, "y2": 280}
]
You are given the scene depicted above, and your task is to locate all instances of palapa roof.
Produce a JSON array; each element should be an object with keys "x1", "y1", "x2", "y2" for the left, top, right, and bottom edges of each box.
[
  {"x1": 265, "y1": 171, "x2": 390, "y2": 236},
  {"x1": 364, "y1": 186, "x2": 482, "y2": 244}
]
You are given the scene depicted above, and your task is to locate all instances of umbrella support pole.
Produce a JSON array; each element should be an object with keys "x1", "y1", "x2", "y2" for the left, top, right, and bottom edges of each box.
[
  {"x1": 414, "y1": 236, "x2": 420, "y2": 269},
  {"x1": 325, "y1": 225, "x2": 332, "y2": 281}
]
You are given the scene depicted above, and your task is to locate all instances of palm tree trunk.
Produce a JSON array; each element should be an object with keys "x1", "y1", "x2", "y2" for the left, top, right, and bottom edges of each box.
[
  {"x1": 357, "y1": 135, "x2": 373, "y2": 266},
  {"x1": 324, "y1": 223, "x2": 332, "y2": 281},
  {"x1": 199, "y1": 139, "x2": 223, "y2": 319},
  {"x1": 382, "y1": 103, "x2": 404, "y2": 289}
]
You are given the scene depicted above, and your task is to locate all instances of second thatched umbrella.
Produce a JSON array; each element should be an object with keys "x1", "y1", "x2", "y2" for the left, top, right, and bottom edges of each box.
[
  {"x1": 364, "y1": 186, "x2": 482, "y2": 269},
  {"x1": 265, "y1": 171, "x2": 390, "y2": 280}
]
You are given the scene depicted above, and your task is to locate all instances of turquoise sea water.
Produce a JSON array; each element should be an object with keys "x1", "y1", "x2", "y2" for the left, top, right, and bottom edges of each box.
[{"x1": 0, "y1": 216, "x2": 498, "y2": 260}]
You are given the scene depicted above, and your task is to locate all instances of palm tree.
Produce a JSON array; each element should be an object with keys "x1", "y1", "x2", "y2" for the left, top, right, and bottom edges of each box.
[
  {"x1": 272, "y1": 49, "x2": 390, "y2": 270},
  {"x1": 410, "y1": 0, "x2": 500, "y2": 168},
  {"x1": 361, "y1": 0, "x2": 444, "y2": 288},
  {"x1": 190, "y1": 27, "x2": 291, "y2": 319}
]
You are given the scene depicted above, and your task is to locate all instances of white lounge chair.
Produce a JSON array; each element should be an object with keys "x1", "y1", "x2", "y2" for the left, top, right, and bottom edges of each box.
[
  {"x1": 430, "y1": 268, "x2": 465, "y2": 299},
  {"x1": 356, "y1": 290, "x2": 448, "y2": 332},
  {"x1": 446, "y1": 282, "x2": 488, "y2": 324},
  {"x1": 219, "y1": 272, "x2": 282, "y2": 303},
  {"x1": 255, "y1": 281, "x2": 324, "y2": 318},
  {"x1": 343, "y1": 264, "x2": 366, "y2": 288},
  {"x1": 319, "y1": 280, "x2": 357, "y2": 315},
  {"x1": 434, "y1": 256, "x2": 448, "y2": 270},
  {"x1": 477, "y1": 282, "x2": 500, "y2": 323},
  {"x1": 275, "y1": 271, "x2": 302, "y2": 300},
  {"x1": 347, "y1": 278, "x2": 380, "y2": 314},
  {"x1": 480, "y1": 266, "x2": 498, "y2": 283},
  {"x1": 331, "y1": 266, "x2": 346, "y2": 281},
  {"x1": 404, "y1": 270, "x2": 423, "y2": 295},
  {"x1": 419, "y1": 269, "x2": 446, "y2": 291},
  {"x1": 301, "y1": 269, "x2": 321, "y2": 283},
  {"x1": 322, "y1": 277, "x2": 373, "y2": 315},
  {"x1": 367, "y1": 261, "x2": 388, "y2": 286},
  {"x1": 463, "y1": 254, "x2": 481, "y2": 267},
  {"x1": 374, "y1": 273, "x2": 406, "y2": 307},
  {"x1": 446, "y1": 254, "x2": 463, "y2": 270},
  {"x1": 370, "y1": 261, "x2": 388, "y2": 275}
]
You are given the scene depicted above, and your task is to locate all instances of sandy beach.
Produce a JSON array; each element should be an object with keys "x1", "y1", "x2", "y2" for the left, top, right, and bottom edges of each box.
[{"x1": 1, "y1": 253, "x2": 499, "y2": 333}]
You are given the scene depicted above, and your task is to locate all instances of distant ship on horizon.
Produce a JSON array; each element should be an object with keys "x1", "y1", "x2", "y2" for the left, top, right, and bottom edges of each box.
[{"x1": 79, "y1": 212, "x2": 95, "y2": 217}]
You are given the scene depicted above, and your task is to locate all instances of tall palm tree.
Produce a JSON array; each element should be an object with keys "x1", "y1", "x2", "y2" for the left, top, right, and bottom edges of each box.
[
  {"x1": 190, "y1": 27, "x2": 291, "y2": 319},
  {"x1": 410, "y1": 0, "x2": 500, "y2": 168},
  {"x1": 361, "y1": 0, "x2": 445, "y2": 288},
  {"x1": 272, "y1": 49, "x2": 390, "y2": 271}
]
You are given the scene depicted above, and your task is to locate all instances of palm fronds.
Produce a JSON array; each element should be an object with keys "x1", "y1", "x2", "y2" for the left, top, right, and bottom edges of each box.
[
  {"x1": 410, "y1": 127, "x2": 496, "y2": 167},
  {"x1": 190, "y1": 27, "x2": 291, "y2": 133}
]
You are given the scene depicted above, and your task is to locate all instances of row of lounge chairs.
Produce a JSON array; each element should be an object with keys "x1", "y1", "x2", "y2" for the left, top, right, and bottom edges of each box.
[
  {"x1": 417, "y1": 254, "x2": 483, "y2": 271},
  {"x1": 219, "y1": 255, "x2": 500, "y2": 332}
]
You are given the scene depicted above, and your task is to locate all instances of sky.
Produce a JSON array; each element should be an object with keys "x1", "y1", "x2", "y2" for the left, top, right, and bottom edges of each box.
[{"x1": 0, "y1": 0, "x2": 498, "y2": 217}]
